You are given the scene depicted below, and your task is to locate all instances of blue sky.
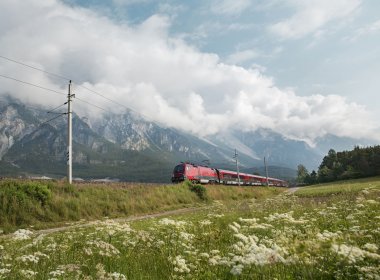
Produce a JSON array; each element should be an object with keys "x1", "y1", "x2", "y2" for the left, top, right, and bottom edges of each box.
[
  {"x1": 0, "y1": 0, "x2": 379, "y2": 144},
  {"x1": 69, "y1": 0, "x2": 380, "y2": 110}
]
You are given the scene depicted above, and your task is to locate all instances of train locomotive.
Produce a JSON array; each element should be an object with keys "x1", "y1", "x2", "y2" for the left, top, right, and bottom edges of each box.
[{"x1": 171, "y1": 162, "x2": 288, "y2": 187}]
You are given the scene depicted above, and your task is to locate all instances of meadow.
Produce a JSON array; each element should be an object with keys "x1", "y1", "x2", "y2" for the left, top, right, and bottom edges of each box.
[
  {"x1": 0, "y1": 179, "x2": 281, "y2": 233},
  {"x1": 0, "y1": 178, "x2": 379, "y2": 279}
]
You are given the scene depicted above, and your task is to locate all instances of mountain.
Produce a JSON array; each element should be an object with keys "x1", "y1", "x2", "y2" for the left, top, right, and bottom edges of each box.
[
  {"x1": 2, "y1": 97, "x2": 372, "y2": 182},
  {"x1": 207, "y1": 129, "x2": 321, "y2": 170}
]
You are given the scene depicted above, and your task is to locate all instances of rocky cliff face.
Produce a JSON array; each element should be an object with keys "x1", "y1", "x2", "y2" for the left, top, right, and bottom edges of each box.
[
  {"x1": 0, "y1": 101, "x2": 40, "y2": 158},
  {"x1": 5, "y1": 97, "x2": 366, "y2": 180}
]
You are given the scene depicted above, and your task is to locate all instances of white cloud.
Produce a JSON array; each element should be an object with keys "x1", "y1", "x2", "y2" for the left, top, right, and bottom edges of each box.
[
  {"x1": 269, "y1": 0, "x2": 361, "y2": 39},
  {"x1": 345, "y1": 19, "x2": 380, "y2": 42},
  {"x1": 226, "y1": 50, "x2": 259, "y2": 65},
  {"x1": 210, "y1": 0, "x2": 251, "y2": 16},
  {"x1": 0, "y1": 0, "x2": 379, "y2": 144},
  {"x1": 112, "y1": 0, "x2": 151, "y2": 7}
]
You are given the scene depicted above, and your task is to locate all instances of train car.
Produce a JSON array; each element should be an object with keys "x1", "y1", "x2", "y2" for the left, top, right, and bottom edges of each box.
[
  {"x1": 171, "y1": 162, "x2": 218, "y2": 184},
  {"x1": 171, "y1": 162, "x2": 288, "y2": 187}
]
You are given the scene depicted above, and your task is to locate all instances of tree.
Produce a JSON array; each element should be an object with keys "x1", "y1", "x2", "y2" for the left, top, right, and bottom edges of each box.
[
  {"x1": 318, "y1": 166, "x2": 334, "y2": 183},
  {"x1": 297, "y1": 164, "x2": 309, "y2": 184},
  {"x1": 306, "y1": 170, "x2": 317, "y2": 185}
]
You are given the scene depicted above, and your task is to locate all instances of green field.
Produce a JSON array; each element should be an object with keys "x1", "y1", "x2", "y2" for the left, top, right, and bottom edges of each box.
[
  {"x1": 0, "y1": 179, "x2": 283, "y2": 233},
  {"x1": 0, "y1": 178, "x2": 379, "y2": 279}
]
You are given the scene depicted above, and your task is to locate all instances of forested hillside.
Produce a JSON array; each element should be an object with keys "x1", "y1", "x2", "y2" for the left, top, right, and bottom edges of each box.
[{"x1": 297, "y1": 146, "x2": 380, "y2": 184}]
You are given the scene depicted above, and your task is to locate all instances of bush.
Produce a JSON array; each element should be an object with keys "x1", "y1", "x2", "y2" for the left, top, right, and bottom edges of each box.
[
  {"x1": 188, "y1": 183, "x2": 208, "y2": 200},
  {"x1": 0, "y1": 180, "x2": 51, "y2": 207}
]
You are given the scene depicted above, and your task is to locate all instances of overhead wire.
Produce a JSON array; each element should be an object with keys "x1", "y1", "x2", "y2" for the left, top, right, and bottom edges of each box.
[
  {"x1": 0, "y1": 55, "x2": 70, "y2": 81},
  {"x1": 75, "y1": 96, "x2": 108, "y2": 112},
  {"x1": 39, "y1": 113, "x2": 67, "y2": 126},
  {"x1": 0, "y1": 72, "x2": 108, "y2": 114},
  {"x1": 0, "y1": 73, "x2": 66, "y2": 96},
  {"x1": 0, "y1": 54, "x2": 150, "y2": 119},
  {"x1": 47, "y1": 102, "x2": 68, "y2": 114}
]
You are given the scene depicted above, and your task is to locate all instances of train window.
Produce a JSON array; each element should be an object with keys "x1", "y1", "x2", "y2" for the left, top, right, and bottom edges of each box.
[{"x1": 174, "y1": 165, "x2": 184, "y2": 172}]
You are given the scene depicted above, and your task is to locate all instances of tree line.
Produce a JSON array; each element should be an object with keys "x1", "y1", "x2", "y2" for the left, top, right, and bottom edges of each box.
[{"x1": 297, "y1": 145, "x2": 380, "y2": 185}]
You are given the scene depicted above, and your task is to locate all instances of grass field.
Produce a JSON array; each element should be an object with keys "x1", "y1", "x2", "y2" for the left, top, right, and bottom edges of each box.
[
  {"x1": 0, "y1": 179, "x2": 283, "y2": 233},
  {"x1": 0, "y1": 178, "x2": 379, "y2": 279}
]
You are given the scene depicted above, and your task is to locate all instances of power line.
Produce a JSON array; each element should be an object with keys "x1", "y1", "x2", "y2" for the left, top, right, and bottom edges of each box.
[
  {"x1": 73, "y1": 85, "x2": 157, "y2": 122},
  {"x1": 0, "y1": 55, "x2": 70, "y2": 81},
  {"x1": 0, "y1": 74, "x2": 66, "y2": 96},
  {"x1": 75, "y1": 96, "x2": 107, "y2": 112},
  {"x1": 0, "y1": 55, "x2": 125, "y2": 110},
  {"x1": 0, "y1": 55, "x2": 158, "y2": 123},
  {"x1": 39, "y1": 113, "x2": 67, "y2": 126},
  {"x1": 47, "y1": 102, "x2": 68, "y2": 114}
]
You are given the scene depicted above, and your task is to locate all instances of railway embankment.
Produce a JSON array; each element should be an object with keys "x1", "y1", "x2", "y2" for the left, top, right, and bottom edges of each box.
[{"x1": 0, "y1": 179, "x2": 284, "y2": 233}]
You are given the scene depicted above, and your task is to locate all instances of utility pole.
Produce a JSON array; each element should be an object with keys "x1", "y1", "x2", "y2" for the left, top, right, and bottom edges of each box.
[
  {"x1": 264, "y1": 156, "x2": 269, "y2": 186},
  {"x1": 67, "y1": 80, "x2": 74, "y2": 184},
  {"x1": 234, "y1": 149, "x2": 241, "y2": 186}
]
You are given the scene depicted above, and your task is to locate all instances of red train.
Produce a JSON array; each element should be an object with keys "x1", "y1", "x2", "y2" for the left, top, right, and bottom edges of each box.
[{"x1": 171, "y1": 162, "x2": 288, "y2": 187}]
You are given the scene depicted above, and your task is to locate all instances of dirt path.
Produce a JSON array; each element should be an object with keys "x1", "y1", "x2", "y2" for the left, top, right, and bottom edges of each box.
[
  {"x1": 287, "y1": 187, "x2": 300, "y2": 194},
  {"x1": 1, "y1": 206, "x2": 206, "y2": 239},
  {"x1": 3, "y1": 188, "x2": 296, "y2": 239}
]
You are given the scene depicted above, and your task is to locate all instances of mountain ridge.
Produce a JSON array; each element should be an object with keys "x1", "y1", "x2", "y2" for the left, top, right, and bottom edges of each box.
[{"x1": 1, "y1": 97, "x2": 374, "y2": 182}]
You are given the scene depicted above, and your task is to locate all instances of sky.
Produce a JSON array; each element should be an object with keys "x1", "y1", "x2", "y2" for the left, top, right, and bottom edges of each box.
[{"x1": 0, "y1": 0, "x2": 379, "y2": 146}]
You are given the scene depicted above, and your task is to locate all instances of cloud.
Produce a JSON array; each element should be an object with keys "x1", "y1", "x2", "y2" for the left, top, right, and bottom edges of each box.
[
  {"x1": 344, "y1": 19, "x2": 380, "y2": 42},
  {"x1": 269, "y1": 0, "x2": 361, "y2": 39},
  {"x1": 210, "y1": 0, "x2": 251, "y2": 16},
  {"x1": 0, "y1": 0, "x2": 379, "y2": 144},
  {"x1": 226, "y1": 50, "x2": 259, "y2": 65}
]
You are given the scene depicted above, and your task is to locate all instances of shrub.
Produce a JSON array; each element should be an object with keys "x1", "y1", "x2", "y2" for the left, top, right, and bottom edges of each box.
[
  {"x1": 0, "y1": 180, "x2": 51, "y2": 207},
  {"x1": 189, "y1": 183, "x2": 208, "y2": 200}
]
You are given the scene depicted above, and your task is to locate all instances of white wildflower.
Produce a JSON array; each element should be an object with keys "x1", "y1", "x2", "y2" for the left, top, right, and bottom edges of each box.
[
  {"x1": 229, "y1": 224, "x2": 240, "y2": 233},
  {"x1": 0, "y1": 268, "x2": 11, "y2": 276},
  {"x1": 199, "y1": 220, "x2": 212, "y2": 226},
  {"x1": 249, "y1": 223, "x2": 273, "y2": 229},
  {"x1": 159, "y1": 218, "x2": 186, "y2": 228},
  {"x1": 238, "y1": 218, "x2": 258, "y2": 224},
  {"x1": 199, "y1": 253, "x2": 210, "y2": 258},
  {"x1": 332, "y1": 244, "x2": 365, "y2": 263},
  {"x1": 18, "y1": 254, "x2": 39, "y2": 264},
  {"x1": 230, "y1": 264, "x2": 244, "y2": 275},
  {"x1": 109, "y1": 272, "x2": 127, "y2": 280},
  {"x1": 358, "y1": 266, "x2": 380, "y2": 280},
  {"x1": 172, "y1": 255, "x2": 190, "y2": 273},
  {"x1": 87, "y1": 240, "x2": 120, "y2": 257},
  {"x1": 179, "y1": 232, "x2": 194, "y2": 240},
  {"x1": 84, "y1": 247, "x2": 93, "y2": 255},
  {"x1": 49, "y1": 269, "x2": 65, "y2": 277},
  {"x1": 363, "y1": 243, "x2": 378, "y2": 252},
  {"x1": 210, "y1": 250, "x2": 220, "y2": 255},
  {"x1": 207, "y1": 213, "x2": 224, "y2": 218},
  {"x1": 365, "y1": 200, "x2": 378, "y2": 205},
  {"x1": 20, "y1": 269, "x2": 38, "y2": 278},
  {"x1": 13, "y1": 229, "x2": 33, "y2": 240},
  {"x1": 361, "y1": 189, "x2": 370, "y2": 195},
  {"x1": 316, "y1": 230, "x2": 342, "y2": 241}
]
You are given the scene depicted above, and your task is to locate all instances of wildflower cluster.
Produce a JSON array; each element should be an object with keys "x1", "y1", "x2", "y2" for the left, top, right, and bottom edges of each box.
[{"x1": 0, "y1": 183, "x2": 379, "y2": 279}]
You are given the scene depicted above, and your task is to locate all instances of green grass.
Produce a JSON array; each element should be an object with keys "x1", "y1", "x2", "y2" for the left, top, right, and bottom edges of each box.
[
  {"x1": 295, "y1": 176, "x2": 380, "y2": 197},
  {"x1": 0, "y1": 178, "x2": 379, "y2": 279},
  {"x1": 0, "y1": 179, "x2": 283, "y2": 233}
]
